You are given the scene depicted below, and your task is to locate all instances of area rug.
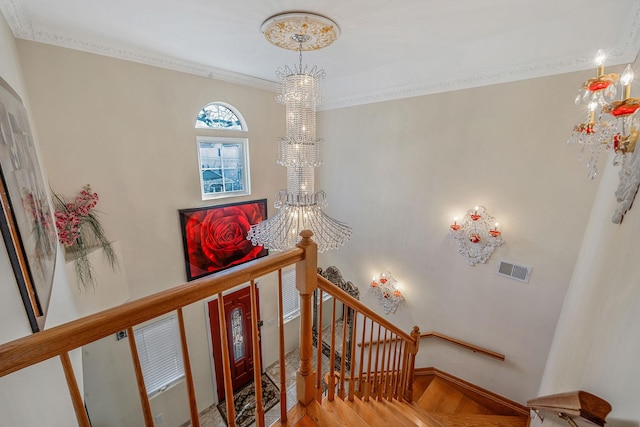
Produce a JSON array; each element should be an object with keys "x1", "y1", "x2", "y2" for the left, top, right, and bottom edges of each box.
[{"x1": 217, "y1": 376, "x2": 279, "y2": 427}]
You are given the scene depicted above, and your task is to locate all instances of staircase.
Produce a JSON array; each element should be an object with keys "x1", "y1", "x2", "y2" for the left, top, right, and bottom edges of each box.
[{"x1": 276, "y1": 370, "x2": 530, "y2": 427}]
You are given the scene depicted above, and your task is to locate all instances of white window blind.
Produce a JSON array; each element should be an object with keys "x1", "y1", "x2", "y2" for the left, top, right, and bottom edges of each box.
[
  {"x1": 134, "y1": 315, "x2": 185, "y2": 396},
  {"x1": 281, "y1": 268, "x2": 300, "y2": 320}
]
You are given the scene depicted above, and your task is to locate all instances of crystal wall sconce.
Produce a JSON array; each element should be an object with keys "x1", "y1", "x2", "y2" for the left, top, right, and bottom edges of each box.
[
  {"x1": 370, "y1": 272, "x2": 403, "y2": 314},
  {"x1": 449, "y1": 206, "x2": 503, "y2": 266},
  {"x1": 566, "y1": 50, "x2": 640, "y2": 224}
]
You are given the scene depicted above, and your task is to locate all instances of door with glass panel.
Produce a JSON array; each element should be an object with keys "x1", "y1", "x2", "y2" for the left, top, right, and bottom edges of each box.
[{"x1": 208, "y1": 286, "x2": 261, "y2": 401}]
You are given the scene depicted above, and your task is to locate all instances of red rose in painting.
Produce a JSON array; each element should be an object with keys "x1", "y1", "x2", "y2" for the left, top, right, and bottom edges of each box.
[{"x1": 185, "y1": 203, "x2": 266, "y2": 278}]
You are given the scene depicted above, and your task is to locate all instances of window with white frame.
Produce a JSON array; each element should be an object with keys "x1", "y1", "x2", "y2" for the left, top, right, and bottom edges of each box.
[
  {"x1": 134, "y1": 315, "x2": 185, "y2": 396},
  {"x1": 281, "y1": 268, "x2": 300, "y2": 321},
  {"x1": 197, "y1": 136, "x2": 250, "y2": 200},
  {"x1": 195, "y1": 102, "x2": 250, "y2": 200}
]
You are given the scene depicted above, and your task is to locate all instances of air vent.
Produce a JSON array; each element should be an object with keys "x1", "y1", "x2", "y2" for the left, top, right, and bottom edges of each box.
[{"x1": 496, "y1": 260, "x2": 531, "y2": 283}]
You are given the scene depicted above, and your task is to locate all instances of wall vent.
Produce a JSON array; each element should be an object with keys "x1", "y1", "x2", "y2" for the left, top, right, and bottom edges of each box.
[{"x1": 496, "y1": 260, "x2": 531, "y2": 283}]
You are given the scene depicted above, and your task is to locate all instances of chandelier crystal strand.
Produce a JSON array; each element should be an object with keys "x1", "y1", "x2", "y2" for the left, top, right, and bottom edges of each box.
[{"x1": 249, "y1": 16, "x2": 351, "y2": 252}]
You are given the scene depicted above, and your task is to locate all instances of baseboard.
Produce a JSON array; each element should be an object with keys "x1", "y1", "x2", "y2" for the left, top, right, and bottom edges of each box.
[{"x1": 414, "y1": 367, "x2": 530, "y2": 418}]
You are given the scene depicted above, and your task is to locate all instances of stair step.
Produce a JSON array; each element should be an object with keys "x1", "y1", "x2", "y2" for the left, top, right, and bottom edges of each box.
[
  {"x1": 412, "y1": 375, "x2": 435, "y2": 400},
  {"x1": 306, "y1": 397, "x2": 369, "y2": 427},
  {"x1": 292, "y1": 415, "x2": 319, "y2": 427},
  {"x1": 454, "y1": 396, "x2": 494, "y2": 415},
  {"x1": 414, "y1": 370, "x2": 529, "y2": 417},
  {"x1": 417, "y1": 377, "x2": 495, "y2": 415},
  {"x1": 345, "y1": 396, "x2": 438, "y2": 427},
  {"x1": 396, "y1": 400, "x2": 447, "y2": 427},
  {"x1": 430, "y1": 413, "x2": 529, "y2": 427},
  {"x1": 275, "y1": 370, "x2": 530, "y2": 426},
  {"x1": 418, "y1": 377, "x2": 465, "y2": 412},
  {"x1": 270, "y1": 402, "x2": 307, "y2": 427}
]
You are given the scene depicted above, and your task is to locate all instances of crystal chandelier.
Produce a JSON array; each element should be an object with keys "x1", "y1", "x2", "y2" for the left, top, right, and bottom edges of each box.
[{"x1": 247, "y1": 13, "x2": 351, "y2": 252}]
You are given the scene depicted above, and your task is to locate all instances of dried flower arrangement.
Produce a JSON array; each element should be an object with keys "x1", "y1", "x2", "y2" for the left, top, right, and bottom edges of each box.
[{"x1": 53, "y1": 185, "x2": 118, "y2": 289}]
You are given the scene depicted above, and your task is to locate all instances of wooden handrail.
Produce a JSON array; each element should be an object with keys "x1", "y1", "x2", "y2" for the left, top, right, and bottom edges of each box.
[
  {"x1": 317, "y1": 275, "x2": 413, "y2": 343},
  {"x1": 527, "y1": 391, "x2": 612, "y2": 427},
  {"x1": 358, "y1": 330, "x2": 505, "y2": 361},
  {"x1": 0, "y1": 247, "x2": 303, "y2": 377},
  {"x1": 421, "y1": 332, "x2": 505, "y2": 361}
]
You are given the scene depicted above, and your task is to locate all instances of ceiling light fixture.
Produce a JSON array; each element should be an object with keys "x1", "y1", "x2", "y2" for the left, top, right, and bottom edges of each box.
[{"x1": 247, "y1": 13, "x2": 351, "y2": 252}]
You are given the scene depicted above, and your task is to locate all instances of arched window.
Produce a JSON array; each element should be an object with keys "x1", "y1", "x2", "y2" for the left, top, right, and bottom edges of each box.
[
  {"x1": 195, "y1": 102, "x2": 247, "y2": 131},
  {"x1": 195, "y1": 102, "x2": 250, "y2": 200}
]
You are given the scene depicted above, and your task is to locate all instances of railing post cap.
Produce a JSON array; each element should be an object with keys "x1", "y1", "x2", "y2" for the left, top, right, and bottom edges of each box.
[{"x1": 299, "y1": 230, "x2": 314, "y2": 239}]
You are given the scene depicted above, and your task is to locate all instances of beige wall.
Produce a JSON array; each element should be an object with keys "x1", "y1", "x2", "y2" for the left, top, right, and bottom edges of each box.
[
  {"x1": 536, "y1": 98, "x2": 640, "y2": 424},
  {"x1": 317, "y1": 71, "x2": 602, "y2": 403},
  {"x1": 16, "y1": 40, "x2": 285, "y2": 300},
  {"x1": 0, "y1": 16, "x2": 80, "y2": 427},
  {"x1": 16, "y1": 39, "x2": 289, "y2": 426}
]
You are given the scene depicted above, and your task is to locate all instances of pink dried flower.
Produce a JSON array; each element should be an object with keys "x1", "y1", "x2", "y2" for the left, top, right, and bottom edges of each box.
[
  {"x1": 53, "y1": 185, "x2": 100, "y2": 247},
  {"x1": 52, "y1": 184, "x2": 117, "y2": 289}
]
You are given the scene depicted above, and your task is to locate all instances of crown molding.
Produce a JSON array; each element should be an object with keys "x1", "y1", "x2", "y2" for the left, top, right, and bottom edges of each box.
[
  {"x1": 0, "y1": 0, "x2": 33, "y2": 38},
  {"x1": 30, "y1": 27, "x2": 279, "y2": 92},
  {"x1": 320, "y1": 51, "x2": 638, "y2": 111},
  {"x1": 0, "y1": 0, "x2": 277, "y2": 92},
  {"x1": 321, "y1": 1, "x2": 640, "y2": 111},
  {"x1": 2, "y1": 0, "x2": 640, "y2": 111}
]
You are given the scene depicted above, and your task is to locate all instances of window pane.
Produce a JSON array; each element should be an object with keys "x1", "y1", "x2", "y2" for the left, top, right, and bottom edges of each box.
[{"x1": 197, "y1": 137, "x2": 251, "y2": 200}]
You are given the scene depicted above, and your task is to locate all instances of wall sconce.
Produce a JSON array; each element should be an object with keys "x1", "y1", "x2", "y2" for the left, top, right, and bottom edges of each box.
[
  {"x1": 370, "y1": 272, "x2": 403, "y2": 314},
  {"x1": 567, "y1": 50, "x2": 640, "y2": 224},
  {"x1": 449, "y1": 206, "x2": 503, "y2": 266}
]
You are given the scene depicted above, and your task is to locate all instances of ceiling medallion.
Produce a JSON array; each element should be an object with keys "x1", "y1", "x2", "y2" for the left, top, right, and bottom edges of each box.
[{"x1": 261, "y1": 12, "x2": 340, "y2": 51}]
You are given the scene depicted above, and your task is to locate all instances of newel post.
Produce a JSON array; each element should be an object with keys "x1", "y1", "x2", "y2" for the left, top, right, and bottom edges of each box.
[
  {"x1": 295, "y1": 230, "x2": 318, "y2": 405},
  {"x1": 404, "y1": 326, "x2": 420, "y2": 402}
]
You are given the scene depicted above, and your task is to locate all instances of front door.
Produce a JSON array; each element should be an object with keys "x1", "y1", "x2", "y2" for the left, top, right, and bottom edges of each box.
[{"x1": 208, "y1": 286, "x2": 261, "y2": 401}]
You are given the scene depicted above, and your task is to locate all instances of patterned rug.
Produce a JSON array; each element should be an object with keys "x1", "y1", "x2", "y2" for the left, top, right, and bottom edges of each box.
[{"x1": 217, "y1": 376, "x2": 279, "y2": 427}]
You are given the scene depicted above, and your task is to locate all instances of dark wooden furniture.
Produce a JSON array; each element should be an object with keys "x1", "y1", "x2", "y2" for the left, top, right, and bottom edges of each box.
[{"x1": 313, "y1": 266, "x2": 360, "y2": 371}]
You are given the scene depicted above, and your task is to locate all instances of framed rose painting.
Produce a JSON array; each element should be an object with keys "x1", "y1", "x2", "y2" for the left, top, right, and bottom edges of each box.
[{"x1": 179, "y1": 199, "x2": 268, "y2": 281}]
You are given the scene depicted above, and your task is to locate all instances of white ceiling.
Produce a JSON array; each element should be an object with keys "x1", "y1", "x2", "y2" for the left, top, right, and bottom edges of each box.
[{"x1": 2, "y1": 0, "x2": 640, "y2": 110}]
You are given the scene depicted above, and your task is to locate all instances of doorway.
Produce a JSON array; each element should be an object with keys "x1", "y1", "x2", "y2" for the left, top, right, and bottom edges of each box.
[{"x1": 208, "y1": 285, "x2": 261, "y2": 402}]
